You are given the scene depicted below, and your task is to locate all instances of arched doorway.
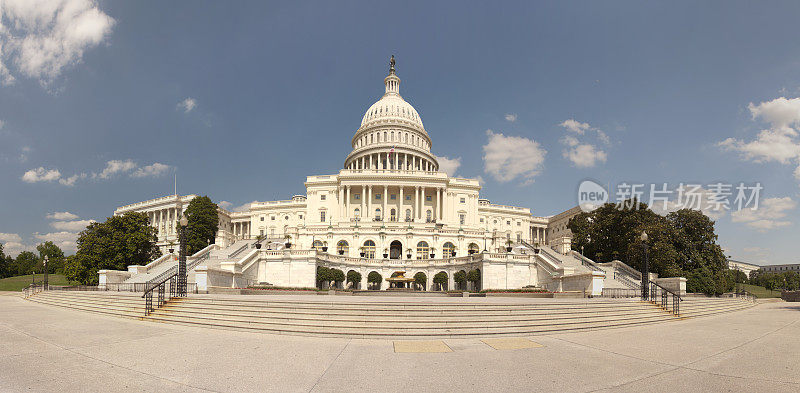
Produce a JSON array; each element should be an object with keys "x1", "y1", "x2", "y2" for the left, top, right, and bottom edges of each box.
[{"x1": 390, "y1": 240, "x2": 402, "y2": 259}]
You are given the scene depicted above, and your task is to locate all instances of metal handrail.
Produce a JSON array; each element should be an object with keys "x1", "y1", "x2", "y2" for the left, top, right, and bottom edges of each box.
[
  {"x1": 647, "y1": 280, "x2": 682, "y2": 315},
  {"x1": 228, "y1": 243, "x2": 249, "y2": 258},
  {"x1": 141, "y1": 270, "x2": 179, "y2": 316}
]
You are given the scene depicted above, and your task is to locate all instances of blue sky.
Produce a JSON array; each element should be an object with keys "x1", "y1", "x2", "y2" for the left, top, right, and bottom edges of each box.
[{"x1": 2, "y1": 1, "x2": 800, "y2": 266}]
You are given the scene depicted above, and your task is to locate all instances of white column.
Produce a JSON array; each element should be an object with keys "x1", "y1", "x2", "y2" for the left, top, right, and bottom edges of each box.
[
  {"x1": 399, "y1": 186, "x2": 404, "y2": 220},
  {"x1": 435, "y1": 188, "x2": 440, "y2": 221},
  {"x1": 419, "y1": 187, "x2": 424, "y2": 220},
  {"x1": 339, "y1": 186, "x2": 344, "y2": 218},
  {"x1": 383, "y1": 185, "x2": 388, "y2": 220},
  {"x1": 394, "y1": 151, "x2": 398, "y2": 170},
  {"x1": 346, "y1": 186, "x2": 351, "y2": 219},
  {"x1": 361, "y1": 185, "x2": 366, "y2": 218},
  {"x1": 367, "y1": 186, "x2": 372, "y2": 219},
  {"x1": 415, "y1": 186, "x2": 420, "y2": 219}
]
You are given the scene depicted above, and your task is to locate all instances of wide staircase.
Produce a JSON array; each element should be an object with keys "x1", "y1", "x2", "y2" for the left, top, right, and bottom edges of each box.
[{"x1": 24, "y1": 291, "x2": 756, "y2": 339}]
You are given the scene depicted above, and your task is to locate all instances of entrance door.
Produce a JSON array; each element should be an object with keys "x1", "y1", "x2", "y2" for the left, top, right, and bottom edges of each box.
[{"x1": 390, "y1": 240, "x2": 402, "y2": 259}]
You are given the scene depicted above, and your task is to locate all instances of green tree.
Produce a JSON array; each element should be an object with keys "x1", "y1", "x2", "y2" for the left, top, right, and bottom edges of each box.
[
  {"x1": 367, "y1": 271, "x2": 382, "y2": 289},
  {"x1": 453, "y1": 270, "x2": 467, "y2": 290},
  {"x1": 316, "y1": 266, "x2": 330, "y2": 288},
  {"x1": 433, "y1": 271, "x2": 448, "y2": 291},
  {"x1": 14, "y1": 251, "x2": 38, "y2": 276},
  {"x1": 0, "y1": 243, "x2": 8, "y2": 278},
  {"x1": 329, "y1": 268, "x2": 345, "y2": 288},
  {"x1": 346, "y1": 270, "x2": 362, "y2": 288},
  {"x1": 65, "y1": 212, "x2": 161, "y2": 285},
  {"x1": 414, "y1": 271, "x2": 427, "y2": 290},
  {"x1": 184, "y1": 196, "x2": 219, "y2": 255},
  {"x1": 731, "y1": 269, "x2": 748, "y2": 284},
  {"x1": 36, "y1": 241, "x2": 65, "y2": 274}
]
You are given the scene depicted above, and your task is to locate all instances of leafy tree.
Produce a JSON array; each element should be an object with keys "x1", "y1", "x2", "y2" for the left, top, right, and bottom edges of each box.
[
  {"x1": 367, "y1": 271, "x2": 382, "y2": 289},
  {"x1": 65, "y1": 212, "x2": 161, "y2": 285},
  {"x1": 0, "y1": 243, "x2": 8, "y2": 278},
  {"x1": 316, "y1": 266, "x2": 331, "y2": 288},
  {"x1": 454, "y1": 270, "x2": 467, "y2": 290},
  {"x1": 184, "y1": 196, "x2": 219, "y2": 255},
  {"x1": 467, "y1": 269, "x2": 481, "y2": 284},
  {"x1": 36, "y1": 241, "x2": 65, "y2": 274},
  {"x1": 731, "y1": 269, "x2": 748, "y2": 284},
  {"x1": 329, "y1": 268, "x2": 345, "y2": 287},
  {"x1": 414, "y1": 271, "x2": 427, "y2": 289},
  {"x1": 14, "y1": 251, "x2": 38, "y2": 276},
  {"x1": 433, "y1": 271, "x2": 448, "y2": 291},
  {"x1": 346, "y1": 270, "x2": 362, "y2": 287}
]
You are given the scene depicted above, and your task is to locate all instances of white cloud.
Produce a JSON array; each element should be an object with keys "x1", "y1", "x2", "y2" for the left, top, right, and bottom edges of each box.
[
  {"x1": 562, "y1": 143, "x2": 607, "y2": 168},
  {"x1": 33, "y1": 231, "x2": 79, "y2": 253},
  {"x1": 731, "y1": 196, "x2": 796, "y2": 231},
  {"x1": 218, "y1": 201, "x2": 233, "y2": 210},
  {"x1": 558, "y1": 119, "x2": 610, "y2": 168},
  {"x1": 0, "y1": 233, "x2": 28, "y2": 256},
  {"x1": 46, "y1": 211, "x2": 78, "y2": 220},
  {"x1": 747, "y1": 97, "x2": 800, "y2": 132},
  {"x1": 58, "y1": 172, "x2": 85, "y2": 186},
  {"x1": 131, "y1": 162, "x2": 170, "y2": 178},
  {"x1": 435, "y1": 155, "x2": 461, "y2": 176},
  {"x1": 49, "y1": 219, "x2": 94, "y2": 232},
  {"x1": 720, "y1": 97, "x2": 800, "y2": 183},
  {"x1": 178, "y1": 97, "x2": 196, "y2": 113},
  {"x1": 94, "y1": 159, "x2": 136, "y2": 179},
  {"x1": 18, "y1": 146, "x2": 30, "y2": 162},
  {"x1": 482, "y1": 130, "x2": 546, "y2": 183},
  {"x1": 504, "y1": 113, "x2": 517, "y2": 122},
  {"x1": 0, "y1": 0, "x2": 115, "y2": 86},
  {"x1": 21, "y1": 167, "x2": 61, "y2": 183},
  {"x1": 233, "y1": 201, "x2": 256, "y2": 213},
  {"x1": 0, "y1": 119, "x2": 5, "y2": 129},
  {"x1": 560, "y1": 119, "x2": 592, "y2": 134}
]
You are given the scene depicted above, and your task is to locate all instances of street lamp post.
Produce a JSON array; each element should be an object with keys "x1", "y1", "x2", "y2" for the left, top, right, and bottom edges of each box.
[
  {"x1": 43, "y1": 255, "x2": 49, "y2": 289},
  {"x1": 178, "y1": 215, "x2": 189, "y2": 297},
  {"x1": 640, "y1": 231, "x2": 649, "y2": 300}
]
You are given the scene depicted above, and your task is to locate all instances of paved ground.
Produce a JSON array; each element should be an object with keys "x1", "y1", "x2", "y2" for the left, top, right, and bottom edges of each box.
[{"x1": 0, "y1": 294, "x2": 798, "y2": 392}]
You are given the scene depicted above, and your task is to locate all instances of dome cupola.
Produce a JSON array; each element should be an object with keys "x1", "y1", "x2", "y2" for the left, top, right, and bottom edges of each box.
[{"x1": 345, "y1": 56, "x2": 439, "y2": 172}]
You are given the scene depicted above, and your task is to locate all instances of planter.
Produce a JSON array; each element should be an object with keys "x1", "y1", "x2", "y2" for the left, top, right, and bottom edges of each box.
[
  {"x1": 168, "y1": 249, "x2": 174, "y2": 254},
  {"x1": 406, "y1": 254, "x2": 412, "y2": 259},
  {"x1": 534, "y1": 248, "x2": 539, "y2": 254},
  {"x1": 360, "y1": 252, "x2": 365, "y2": 257},
  {"x1": 506, "y1": 247, "x2": 513, "y2": 252},
  {"x1": 383, "y1": 253, "x2": 389, "y2": 258},
  {"x1": 254, "y1": 244, "x2": 262, "y2": 249},
  {"x1": 285, "y1": 243, "x2": 292, "y2": 249},
  {"x1": 338, "y1": 250, "x2": 344, "y2": 255},
  {"x1": 430, "y1": 253, "x2": 435, "y2": 259},
  {"x1": 322, "y1": 247, "x2": 328, "y2": 252}
]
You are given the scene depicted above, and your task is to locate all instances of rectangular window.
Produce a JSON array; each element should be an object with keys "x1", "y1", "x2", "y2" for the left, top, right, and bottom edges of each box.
[
  {"x1": 271, "y1": 216, "x2": 275, "y2": 220},
  {"x1": 355, "y1": 194, "x2": 360, "y2": 200},
  {"x1": 459, "y1": 214, "x2": 465, "y2": 225},
  {"x1": 320, "y1": 211, "x2": 326, "y2": 222},
  {"x1": 390, "y1": 194, "x2": 396, "y2": 200},
  {"x1": 480, "y1": 218, "x2": 484, "y2": 223},
  {"x1": 405, "y1": 195, "x2": 411, "y2": 200},
  {"x1": 426, "y1": 196, "x2": 431, "y2": 201},
  {"x1": 320, "y1": 195, "x2": 326, "y2": 201},
  {"x1": 507, "y1": 221, "x2": 511, "y2": 225},
  {"x1": 460, "y1": 197, "x2": 465, "y2": 203},
  {"x1": 260, "y1": 216, "x2": 264, "y2": 221},
  {"x1": 375, "y1": 193, "x2": 381, "y2": 200}
]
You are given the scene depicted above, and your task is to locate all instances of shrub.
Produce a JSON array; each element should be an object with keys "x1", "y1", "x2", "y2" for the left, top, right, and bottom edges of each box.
[
  {"x1": 346, "y1": 270, "x2": 361, "y2": 286},
  {"x1": 367, "y1": 271, "x2": 382, "y2": 284}
]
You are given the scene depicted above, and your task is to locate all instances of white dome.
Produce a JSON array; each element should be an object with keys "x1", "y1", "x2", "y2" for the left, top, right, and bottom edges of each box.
[{"x1": 360, "y1": 93, "x2": 425, "y2": 131}]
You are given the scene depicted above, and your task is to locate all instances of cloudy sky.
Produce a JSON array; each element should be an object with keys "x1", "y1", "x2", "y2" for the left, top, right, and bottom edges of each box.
[{"x1": 2, "y1": 1, "x2": 799, "y2": 265}]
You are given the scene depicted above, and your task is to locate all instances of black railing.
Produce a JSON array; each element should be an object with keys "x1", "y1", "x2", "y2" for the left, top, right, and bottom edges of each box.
[
  {"x1": 142, "y1": 271, "x2": 179, "y2": 316},
  {"x1": 647, "y1": 281, "x2": 681, "y2": 315}
]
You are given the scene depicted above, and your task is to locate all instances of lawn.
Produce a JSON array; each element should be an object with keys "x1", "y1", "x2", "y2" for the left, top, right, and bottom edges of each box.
[
  {"x1": 0, "y1": 274, "x2": 76, "y2": 292},
  {"x1": 736, "y1": 283, "x2": 782, "y2": 298}
]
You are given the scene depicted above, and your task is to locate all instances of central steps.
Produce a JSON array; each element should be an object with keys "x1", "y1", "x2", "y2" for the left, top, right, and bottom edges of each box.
[{"x1": 25, "y1": 291, "x2": 757, "y2": 338}]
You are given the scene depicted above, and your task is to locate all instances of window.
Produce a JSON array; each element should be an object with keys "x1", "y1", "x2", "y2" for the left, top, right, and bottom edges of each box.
[
  {"x1": 426, "y1": 196, "x2": 431, "y2": 201},
  {"x1": 390, "y1": 208, "x2": 397, "y2": 221},
  {"x1": 312, "y1": 240, "x2": 323, "y2": 249},
  {"x1": 271, "y1": 216, "x2": 275, "y2": 221},
  {"x1": 405, "y1": 195, "x2": 411, "y2": 200},
  {"x1": 459, "y1": 214, "x2": 466, "y2": 225},
  {"x1": 375, "y1": 193, "x2": 381, "y2": 200},
  {"x1": 285, "y1": 216, "x2": 289, "y2": 220},
  {"x1": 443, "y1": 242, "x2": 455, "y2": 257},
  {"x1": 320, "y1": 211, "x2": 326, "y2": 222},
  {"x1": 375, "y1": 208, "x2": 382, "y2": 219},
  {"x1": 480, "y1": 218, "x2": 484, "y2": 223},
  {"x1": 405, "y1": 209, "x2": 411, "y2": 221},
  {"x1": 390, "y1": 194, "x2": 396, "y2": 200},
  {"x1": 354, "y1": 208, "x2": 361, "y2": 218},
  {"x1": 493, "y1": 220, "x2": 497, "y2": 224},
  {"x1": 416, "y1": 241, "x2": 429, "y2": 259},
  {"x1": 320, "y1": 194, "x2": 326, "y2": 201},
  {"x1": 260, "y1": 216, "x2": 265, "y2": 221},
  {"x1": 337, "y1": 240, "x2": 348, "y2": 255},
  {"x1": 299, "y1": 215, "x2": 303, "y2": 220},
  {"x1": 517, "y1": 221, "x2": 521, "y2": 226},
  {"x1": 426, "y1": 210, "x2": 432, "y2": 222},
  {"x1": 507, "y1": 221, "x2": 511, "y2": 225},
  {"x1": 355, "y1": 194, "x2": 360, "y2": 200},
  {"x1": 460, "y1": 197, "x2": 465, "y2": 203},
  {"x1": 363, "y1": 240, "x2": 376, "y2": 258}
]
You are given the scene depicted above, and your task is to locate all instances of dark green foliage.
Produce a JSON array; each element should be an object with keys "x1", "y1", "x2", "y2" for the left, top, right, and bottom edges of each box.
[
  {"x1": 0, "y1": 244, "x2": 11, "y2": 278},
  {"x1": 36, "y1": 241, "x2": 65, "y2": 274},
  {"x1": 316, "y1": 266, "x2": 331, "y2": 287},
  {"x1": 433, "y1": 271, "x2": 448, "y2": 290},
  {"x1": 467, "y1": 269, "x2": 481, "y2": 283},
  {"x1": 14, "y1": 251, "x2": 38, "y2": 276},
  {"x1": 329, "y1": 268, "x2": 345, "y2": 284},
  {"x1": 367, "y1": 271, "x2": 382, "y2": 283},
  {"x1": 750, "y1": 270, "x2": 800, "y2": 291},
  {"x1": 731, "y1": 269, "x2": 748, "y2": 284},
  {"x1": 184, "y1": 196, "x2": 219, "y2": 255},
  {"x1": 568, "y1": 200, "x2": 730, "y2": 295},
  {"x1": 346, "y1": 270, "x2": 361, "y2": 286},
  {"x1": 65, "y1": 212, "x2": 161, "y2": 285},
  {"x1": 454, "y1": 270, "x2": 466, "y2": 285},
  {"x1": 414, "y1": 271, "x2": 427, "y2": 287}
]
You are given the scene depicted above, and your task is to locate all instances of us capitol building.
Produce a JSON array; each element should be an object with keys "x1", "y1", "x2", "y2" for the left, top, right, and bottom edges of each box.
[{"x1": 102, "y1": 58, "x2": 623, "y2": 294}]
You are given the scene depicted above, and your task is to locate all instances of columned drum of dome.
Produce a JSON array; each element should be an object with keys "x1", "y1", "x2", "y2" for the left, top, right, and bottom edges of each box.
[{"x1": 105, "y1": 56, "x2": 600, "y2": 295}]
